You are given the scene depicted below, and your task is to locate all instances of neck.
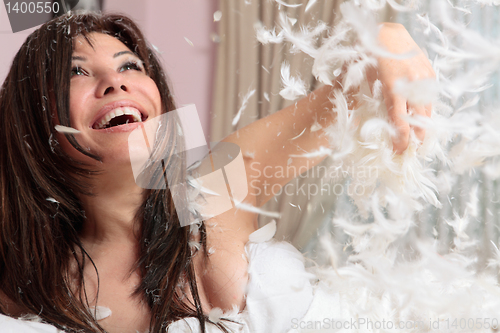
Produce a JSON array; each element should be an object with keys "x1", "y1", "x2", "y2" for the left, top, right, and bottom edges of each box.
[{"x1": 79, "y1": 166, "x2": 145, "y2": 247}]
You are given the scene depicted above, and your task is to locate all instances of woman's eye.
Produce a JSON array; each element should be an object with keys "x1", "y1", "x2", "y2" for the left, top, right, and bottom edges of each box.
[
  {"x1": 70, "y1": 66, "x2": 86, "y2": 77},
  {"x1": 120, "y1": 61, "x2": 144, "y2": 73}
]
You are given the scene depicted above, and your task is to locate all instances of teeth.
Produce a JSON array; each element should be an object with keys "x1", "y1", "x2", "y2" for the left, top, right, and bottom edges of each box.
[{"x1": 95, "y1": 107, "x2": 143, "y2": 129}]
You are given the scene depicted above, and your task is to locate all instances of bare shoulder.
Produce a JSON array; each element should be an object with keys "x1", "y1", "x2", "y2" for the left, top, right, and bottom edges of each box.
[
  {"x1": 193, "y1": 207, "x2": 257, "y2": 312},
  {"x1": 190, "y1": 144, "x2": 260, "y2": 238}
]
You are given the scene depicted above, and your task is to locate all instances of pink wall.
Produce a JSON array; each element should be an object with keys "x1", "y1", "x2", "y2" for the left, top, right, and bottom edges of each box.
[
  {"x1": 146, "y1": 0, "x2": 217, "y2": 142},
  {"x1": 0, "y1": 0, "x2": 217, "y2": 139},
  {"x1": 0, "y1": 4, "x2": 39, "y2": 81}
]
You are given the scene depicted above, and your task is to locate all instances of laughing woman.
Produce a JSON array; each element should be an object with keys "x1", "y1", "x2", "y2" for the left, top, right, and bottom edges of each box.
[{"x1": 0, "y1": 11, "x2": 433, "y2": 333}]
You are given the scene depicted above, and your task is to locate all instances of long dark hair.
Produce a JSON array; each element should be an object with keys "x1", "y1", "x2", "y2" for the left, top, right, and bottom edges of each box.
[{"x1": 0, "y1": 11, "x2": 214, "y2": 332}]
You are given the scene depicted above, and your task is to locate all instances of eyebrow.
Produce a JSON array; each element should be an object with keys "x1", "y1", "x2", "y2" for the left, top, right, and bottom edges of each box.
[
  {"x1": 113, "y1": 50, "x2": 136, "y2": 58},
  {"x1": 71, "y1": 55, "x2": 86, "y2": 61},
  {"x1": 71, "y1": 51, "x2": 137, "y2": 61}
]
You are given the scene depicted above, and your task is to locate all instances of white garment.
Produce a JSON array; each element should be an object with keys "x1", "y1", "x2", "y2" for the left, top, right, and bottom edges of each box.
[{"x1": 0, "y1": 315, "x2": 63, "y2": 333}]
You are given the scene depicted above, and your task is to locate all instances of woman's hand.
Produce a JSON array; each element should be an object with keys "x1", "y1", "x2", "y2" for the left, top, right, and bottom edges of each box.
[{"x1": 367, "y1": 22, "x2": 435, "y2": 154}]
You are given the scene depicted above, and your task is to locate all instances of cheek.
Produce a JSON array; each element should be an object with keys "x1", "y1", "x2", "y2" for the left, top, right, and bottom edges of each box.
[
  {"x1": 53, "y1": 89, "x2": 89, "y2": 161},
  {"x1": 69, "y1": 87, "x2": 84, "y2": 126},
  {"x1": 142, "y1": 77, "x2": 163, "y2": 112}
]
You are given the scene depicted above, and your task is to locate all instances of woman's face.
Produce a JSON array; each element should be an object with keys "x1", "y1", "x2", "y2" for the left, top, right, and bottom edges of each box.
[{"x1": 63, "y1": 32, "x2": 162, "y2": 166}]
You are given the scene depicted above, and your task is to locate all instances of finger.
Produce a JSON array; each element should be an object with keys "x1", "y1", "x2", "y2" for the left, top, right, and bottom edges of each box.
[
  {"x1": 408, "y1": 104, "x2": 427, "y2": 143},
  {"x1": 384, "y1": 95, "x2": 410, "y2": 154}
]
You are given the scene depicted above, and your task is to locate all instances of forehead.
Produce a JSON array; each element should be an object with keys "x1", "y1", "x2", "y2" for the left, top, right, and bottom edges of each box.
[{"x1": 72, "y1": 32, "x2": 132, "y2": 55}]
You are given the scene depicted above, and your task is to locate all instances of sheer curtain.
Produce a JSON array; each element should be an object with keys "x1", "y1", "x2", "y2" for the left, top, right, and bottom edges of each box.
[{"x1": 395, "y1": 1, "x2": 500, "y2": 269}]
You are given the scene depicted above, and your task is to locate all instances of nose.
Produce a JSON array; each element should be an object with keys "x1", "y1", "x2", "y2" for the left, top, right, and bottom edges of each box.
[
  {"x1": 103, "y1": 84, "x2": 127, "y2": 95},
  {"x1": 96, "y1": 71, "x2": 129, "y2": 97}
]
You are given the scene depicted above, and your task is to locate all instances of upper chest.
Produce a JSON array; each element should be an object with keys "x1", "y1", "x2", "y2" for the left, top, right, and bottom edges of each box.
[
  {"x1": 190, "y1": 233, "x2": 250, "y2": 314},
  {"x1": 81, "y1": 254, "x2": 151, "y2": 333},
  {"x1": 81, "y1": 205, "x2": 257, "y2": 330},
  {"x1": 82, "y1": 235, "x2": 250, "y2": 332}
]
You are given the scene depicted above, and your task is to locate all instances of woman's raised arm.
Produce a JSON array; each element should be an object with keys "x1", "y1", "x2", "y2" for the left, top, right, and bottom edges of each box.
[{"x1": 223, "y1": 22, "x2": 435, "y2": 208}]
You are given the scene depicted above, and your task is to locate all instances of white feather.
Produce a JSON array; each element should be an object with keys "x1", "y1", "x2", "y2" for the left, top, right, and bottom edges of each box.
[
  {"x1": 393, "y1": 78, "x2": 439, "y2": 105},
  {"x1": 248, "y1": 220, "x2": 277, "y2": 243},
  {"x1": 46, "y1": 197, "x2": 59, "y2": 204},
  {"x1": 54, "y1": 125, "x2": 80, "y2": 134},
  {"x1": 208, "y1": 307, "x2": 224, "y2": 324},
  {"x1": 232, "y1": 89, "x2": 256, "y2": 126},
  {"x1": 305, "y1": 0, "x2": 318, "y2": 12},
  {"x1": 184, "y1": 37, "x2": 194, "y2": 46},
  {"x1": 89, "y1": 306, "x2": 112, "y2": 321},
  {"x1": 386, "y1": 0, "x2": 417, "y2": 11},
  {"x1": 474, "y1": 0, "x2": 500, "y2": 4},
  {"x1": 310, "y1": 121, "x2": 322, "y2": 132},
  {"x1": 279, "y1": 62, "x2": 307, "y2": 100},
  {"x1": 274, "y1": 0, "x2": 302, "y2": 8},
  {"x1": 254, "y1": 21, "x2": 284, "y2": 44},
  {"x1": 279, "y1": 12, "x2": 327, "y2": 58},
  {"x1": 466, "y1": 184, "x2": 479, "y2": 218},
  {"x1": 289, "y1": 146, "x2": 333, "y2": 158},
  {"x1": 213, "y1": 10, "x2": 222, "y2": 22},
  {"x1": 235, "y1": 202, "x2": 281, "y2": 218},
  {"x1": 290, "y1": 127, "x2": 307, "y2": 141}
]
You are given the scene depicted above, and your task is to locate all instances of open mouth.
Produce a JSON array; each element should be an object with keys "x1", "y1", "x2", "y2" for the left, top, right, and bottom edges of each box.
[{"x1": 92, "y1": 107, "x2": 147, "y2": 129}]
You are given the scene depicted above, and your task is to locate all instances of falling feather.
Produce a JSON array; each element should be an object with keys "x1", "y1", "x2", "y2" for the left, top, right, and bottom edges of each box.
[
  {"x1": 290, "y1": 127, "x2": 307, "y2": 141},
  {"x1": 189, "y1": 240, "x2": 201, "y2": 251},
  {"x1": 274, "y1": 0, "x2": 302, "y2": 8},
  {"x1": 466, "y1": 184, "x2": 479, "y2": 218},
  {"x1": 445, "y1": 0, "x2": 472, "y2": 14},
  {"x1": 310, "y1": 121, "x2": 322, "y2": 132},
  {"x1": 386, "y1": 0, "x2": 417, "y2": 12},
  {"x1": 54, "y1": 125, "x2": 80, "y2": 134},
  {"x1": 232, "y1": 89, "x2": 256, "y2": 126},
  {"x1": 475, "y1": 0, "x2": 500, "y2": 4},
  {"x1": 254, "y1": 21, "x2": 284, "y2": 44},
  {"x1": 487, "y1": 241, "x2": 500, "y2": 268},
  {"x1": 243, "y1": 150, "x2": 255, "y2": 158},
  {"x1": 342, "y1": 56, "x2": 377, "y2": 92},
  {"x1": 393, "y1": 78, "x2": 439, "y2": 105},
  {"x1": 305, "y1": 0, "x2": 318, "y2": 12},
  {"x1": 279, "y1": 62, "x2": 307, "y2": 100},
  {"x1": 46, "y1": 197, "x2": 59, "y2": 204},
  {"x1": 89, "y1": 306, "x2": 112, "y2": 321},
  {"x1": 278, "y1": 12, "x2": 327, "y2": 58},
  {"x1": 208, "y1": 307, "x2": 224, "y2": 324},
  {"x1": 248, "y1": 220, "x2": 277, "y2": 243},
  {"x1": 289, "y1": 146, "x2": 332, "y2": 158},
  {"x1": 213, "y1": 10, "x2": 222, "y2": 22},
  {"x1": 235, "y1": 201, "x2": 281, "y2": 218}
]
